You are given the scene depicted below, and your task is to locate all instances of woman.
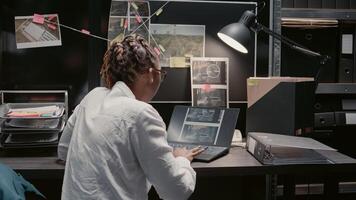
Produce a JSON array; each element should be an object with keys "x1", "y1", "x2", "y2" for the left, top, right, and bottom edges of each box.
[{"x1": 58, "y1": 35, "x2": 203, "y2": 200}]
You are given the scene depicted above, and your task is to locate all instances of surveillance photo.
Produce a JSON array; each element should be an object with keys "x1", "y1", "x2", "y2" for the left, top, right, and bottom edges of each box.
[
  {"x1": 191, "y1": 59, "x2": 227, "y2": 85},
  {"x1": 186, "y1": 107, "x2": 224, "y2": 123},
  {"x1": 180, "y1": 124, "x2": 218, "y2": 144},
  {"x1": 192, "y1": 88, "x2": 227, "y2": 107}
]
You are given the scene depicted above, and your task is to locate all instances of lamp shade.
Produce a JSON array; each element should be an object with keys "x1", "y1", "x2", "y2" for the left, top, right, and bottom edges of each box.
[
  {"x1": 218, "y1": 23, "x2": 250, "y2": 53},
  {"x1": 217, "y1": 10, "x2": 256, "y2": 54}
]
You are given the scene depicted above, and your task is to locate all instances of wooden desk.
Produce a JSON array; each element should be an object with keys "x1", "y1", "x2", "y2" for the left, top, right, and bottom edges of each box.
[{"x1": 1, "y1": 147, "x2": 356, "y2": 200}]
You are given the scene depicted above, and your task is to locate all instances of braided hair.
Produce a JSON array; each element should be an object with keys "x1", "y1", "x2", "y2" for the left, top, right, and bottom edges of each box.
[{"x1": 101, "y1": 35, "x2": 159, "y2": 88}]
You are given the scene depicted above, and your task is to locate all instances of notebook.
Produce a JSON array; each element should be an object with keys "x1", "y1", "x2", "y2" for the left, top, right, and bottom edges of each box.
[{"x1": 167, "y1": 106, "x2": 239, "y2": 162}]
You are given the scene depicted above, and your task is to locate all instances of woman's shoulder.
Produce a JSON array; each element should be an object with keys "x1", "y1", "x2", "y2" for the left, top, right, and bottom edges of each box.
[
  {"x1": 122, "y1": 98, "x2": 153, "y2": 112},
  {"x1": 116, "y1": 98, "x2": 158, "y2": 118},
  {"x1": 89, "y1": 87, "x2": 110, "y2": 95},
  {"x1": 81, "y1": 87, "x2": 109, "y2": 102}
]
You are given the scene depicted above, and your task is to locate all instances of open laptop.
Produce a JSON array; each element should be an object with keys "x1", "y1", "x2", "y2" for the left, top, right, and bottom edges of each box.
[{"x1": 167, "y1": 105, "x2": 239, "y2": 162}]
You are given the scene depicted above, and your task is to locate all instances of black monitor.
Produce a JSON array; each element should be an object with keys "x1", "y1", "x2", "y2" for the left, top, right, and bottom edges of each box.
[{"x1": 167, "y1": 105, "x2": 240, "y2": 147}]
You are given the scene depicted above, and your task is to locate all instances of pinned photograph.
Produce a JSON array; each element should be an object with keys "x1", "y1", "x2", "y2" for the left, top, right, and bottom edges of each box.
[
  {"x1": 192, "y1": 87, "x2": 227, "y2": 107},
  {"x1": 110, "y1": 1, "x2": 128, "y2": 16},
  {"x1": 150, "y1": 24, "x2": 205, "y2": 67},
  {"x1": 191, "y1": 57, "x2": 229, "y2": 107},
  {"x1": 191, "y1": 57, "x2": 228, "y2": 85},
  {"x1": 15, "y1": 14, "x2": 62, "y2": 49},
  {"x1": 108, "y1": 17, "x2": 125, "y2": 42},
  {"x1": 129, "y1": 1, "x2": 150, "y2": 16},
  {"x1": 129, "y1": 17, "x2": 150, "y2": 41},
  {"x1": 108, "y1": 0, "x2": 151, "y2": 47}
]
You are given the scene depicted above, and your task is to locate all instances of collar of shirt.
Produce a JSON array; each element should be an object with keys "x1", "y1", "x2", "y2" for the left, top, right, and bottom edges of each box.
[{"x1": 112, "y1": 81, "x2": 136, "y2": 99}]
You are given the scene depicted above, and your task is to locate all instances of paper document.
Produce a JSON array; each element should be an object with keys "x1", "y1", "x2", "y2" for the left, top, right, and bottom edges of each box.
[{"x1": 7, "y1": 105, "x2": 63, "y2": 118}]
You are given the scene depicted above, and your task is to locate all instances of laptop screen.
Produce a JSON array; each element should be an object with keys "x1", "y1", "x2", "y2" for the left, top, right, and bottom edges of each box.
[{"x1": 167, "y1": 106, "x2": 239, "y2": 146}]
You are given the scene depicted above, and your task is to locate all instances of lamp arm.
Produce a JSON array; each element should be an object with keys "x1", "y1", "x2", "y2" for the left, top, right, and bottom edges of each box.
[{"x1": 255, "y1": 23, "x2": 330, "y2": 64}]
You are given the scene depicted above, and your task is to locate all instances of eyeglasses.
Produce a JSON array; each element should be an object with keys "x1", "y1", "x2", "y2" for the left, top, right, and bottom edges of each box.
[{"x1": 152, "y1": 68, "x2": 167, "y2": 82}]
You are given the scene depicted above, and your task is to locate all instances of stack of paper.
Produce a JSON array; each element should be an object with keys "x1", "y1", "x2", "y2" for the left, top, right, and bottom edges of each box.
[{"x1": 6, "y1": 105, "x2": 62, "y2": 118}]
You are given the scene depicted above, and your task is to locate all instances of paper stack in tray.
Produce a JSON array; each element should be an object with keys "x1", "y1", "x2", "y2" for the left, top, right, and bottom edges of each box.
[
  {"x1": 6, "y1": 105, "x2": 62, "y2": 118},
  {"x1": 0, "y1": 103, "x2": 65, "y2": 149}
]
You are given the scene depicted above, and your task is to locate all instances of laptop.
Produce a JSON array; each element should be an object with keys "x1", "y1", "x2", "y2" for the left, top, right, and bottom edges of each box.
[{"x1": 167, "y1": 105, "x2": 239, "y2": 162}]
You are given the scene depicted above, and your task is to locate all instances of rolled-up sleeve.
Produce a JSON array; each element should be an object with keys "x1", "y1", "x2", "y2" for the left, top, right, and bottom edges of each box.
[
  {"x1": 58, "y1": 105, "x2": 80, "y2": 161},
  {"x1": 130, "y1": 106, "x2": 196, "y2": 200}
]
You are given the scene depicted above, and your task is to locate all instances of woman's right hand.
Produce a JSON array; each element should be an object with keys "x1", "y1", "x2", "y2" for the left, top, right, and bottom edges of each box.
[{"x1": 173, "y1": 146, "x2": 205, "y2": 162}]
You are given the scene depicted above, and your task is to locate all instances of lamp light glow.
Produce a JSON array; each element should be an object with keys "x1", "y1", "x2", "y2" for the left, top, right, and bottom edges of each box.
[
  {"x1": 217, "y1": 10, "x2": 256, "y2": 54},
  {"x1": 217, "y1": 32, "x2": 248, "y2": 53}
]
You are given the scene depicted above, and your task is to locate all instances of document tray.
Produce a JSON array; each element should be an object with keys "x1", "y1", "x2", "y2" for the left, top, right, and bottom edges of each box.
[{"x1": 0, "y1": 103, "x2": 65, "y2": 119}]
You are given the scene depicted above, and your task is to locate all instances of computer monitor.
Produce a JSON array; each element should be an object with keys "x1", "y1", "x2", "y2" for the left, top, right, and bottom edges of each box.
[{"x1": 167, "y1": 106, "x2": 239, "y2": 147}]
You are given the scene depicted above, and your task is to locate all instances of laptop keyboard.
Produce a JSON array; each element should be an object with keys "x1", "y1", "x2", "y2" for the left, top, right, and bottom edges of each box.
[{"x1": 168, "y1": 143, "x2": 227, "y2": 156}]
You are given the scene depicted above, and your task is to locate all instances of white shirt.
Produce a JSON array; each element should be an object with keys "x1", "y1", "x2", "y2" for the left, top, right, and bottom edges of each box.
[{"x1": 58, "y1": 81, "x2": 196, "y2": 200}]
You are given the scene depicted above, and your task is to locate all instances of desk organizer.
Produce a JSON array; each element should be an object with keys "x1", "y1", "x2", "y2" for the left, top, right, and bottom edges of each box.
[{"x1": 0, "y1": 90, "x2": 68, "y2": 149}]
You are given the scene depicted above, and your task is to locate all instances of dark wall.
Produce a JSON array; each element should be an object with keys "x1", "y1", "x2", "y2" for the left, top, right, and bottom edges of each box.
[
  {"x1": 0, "y1": 0, "x2": 113, "y2": 111},
  {"x1": 1, "y1": 0, "x2": 269, "y2": 133},
  {"x1": 1, "y1": 0, "x2": 90, "y2": 110},
  {"x1": 146, "y1": 0, "x2": 264, "y2": 135},
  {"x1": 148, "y1": 1, "x2": 256, "y2": 101}
]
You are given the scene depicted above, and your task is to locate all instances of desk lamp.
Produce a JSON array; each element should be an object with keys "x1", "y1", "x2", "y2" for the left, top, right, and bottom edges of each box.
[
  {"x1": 218, "y1": 10, "x2": 328, "y2": 135},
  {"x1": 217, "y1": 10, "x2": 330, "y2": 66}
]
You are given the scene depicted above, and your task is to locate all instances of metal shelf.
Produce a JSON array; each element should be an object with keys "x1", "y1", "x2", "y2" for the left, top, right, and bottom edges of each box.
[
  {"x1": 282, "y1": 8, "x2": 356, "y2": 20},
  {"x1": 316, "y1": 83, "x2": 356, "y2": 94}
]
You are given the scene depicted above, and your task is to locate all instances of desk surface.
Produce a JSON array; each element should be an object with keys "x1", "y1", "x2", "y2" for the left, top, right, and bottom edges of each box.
[
  {"x1": 1, "y1": 147, "x2": 356, "y2": 179},
  {"x1": 0, "y1": 147, "x2": 263, "y2": 178}
]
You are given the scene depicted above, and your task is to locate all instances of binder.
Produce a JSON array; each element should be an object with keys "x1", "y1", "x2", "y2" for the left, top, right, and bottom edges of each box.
[
  {"x1": 308, "y1": 0, "x2": 322, "y2": 8},
  {"x1": 338, "y1": 58, "x2": 353, "y2": 83},
  {"x1": 336, "y1": 0, "x2": 350, "y2": 9},
  {"x1": 322, "y1": 0, "x2": 336, "y2": 8},
  {"x1": 294, "y1": 0, "x2": 308, "y2": 8},
  {"x1": 246, "y1": 132, "x2": 336, "y2": 165},
  {"x1": 246, "y1": 77, "x2": 315, "y2": 135},
  {"x1": 282, "y1": 0, "x2": 294, "y2": 8}
]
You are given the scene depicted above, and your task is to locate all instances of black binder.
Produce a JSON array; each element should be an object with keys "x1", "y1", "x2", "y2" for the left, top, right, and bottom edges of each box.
[
  {"x1": 247, "y1": 132, "x2": 336, "y2": 165},
  {"x1": 246, "y1": 77, "x2": 315, "y2": 136}
]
